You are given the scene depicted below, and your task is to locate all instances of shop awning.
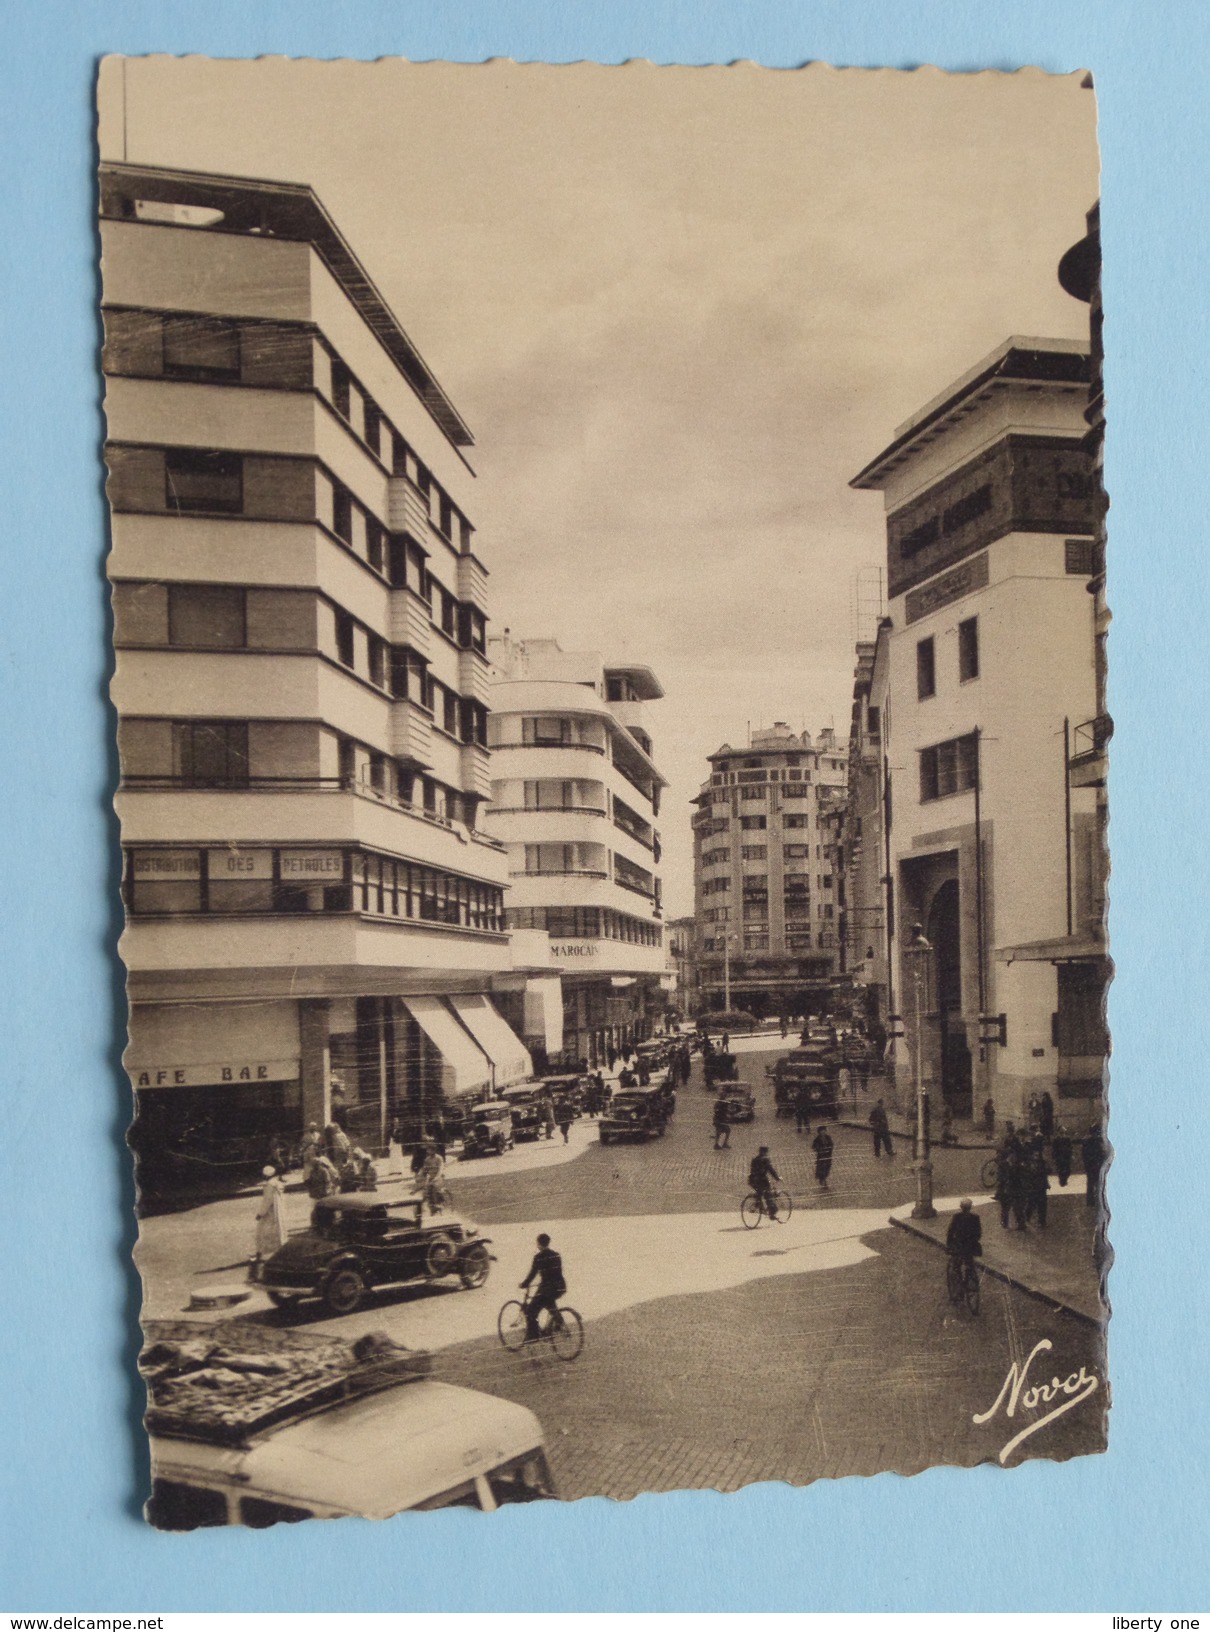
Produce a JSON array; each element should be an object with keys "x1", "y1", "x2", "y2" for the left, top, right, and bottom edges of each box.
[
  {"x1": 449, "y1": 995, "x2": 533, "y2": 1087},
  {"x1": 401, "y1": 996, "x2": 492, "y2": 1100}
]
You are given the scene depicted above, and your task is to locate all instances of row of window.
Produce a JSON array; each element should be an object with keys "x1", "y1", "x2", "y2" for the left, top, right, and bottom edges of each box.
[
  {"x1": 124, "y1": 845, "x2": 505, "y2": 930},
  {"x1": 109, "y1": 308, "x2": 476, "y2": 551},
  {"x1": 713, "y1": 785, "x2": 812, "y2": 804},
  {"x1": 916, "y1": 617, "x2": 979, "y2": 700},
  {"x1": 130, "y1": 720, "x2": 477, "y2": 827},
  {"x1": 504, "y1": 906, "x2": 662, "y2": 946},
  {"x1": 712, "y1": 766, "x2": 812, "y2": 785},
  {"x1": 144, "y1": 446, "x2": 487, "y2": 655}
]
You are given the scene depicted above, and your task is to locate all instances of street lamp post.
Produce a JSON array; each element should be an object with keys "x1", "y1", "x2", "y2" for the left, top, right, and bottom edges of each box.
[
  {"x1": 723, "y1": 924, "x2": 736, "y2": 1012},
  {"x1": 907, "y1": 923, "x2": 936, "y2": 1220}
]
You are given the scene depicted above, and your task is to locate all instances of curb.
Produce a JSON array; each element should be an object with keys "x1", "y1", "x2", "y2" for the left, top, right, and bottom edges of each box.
[
  {"x1": 888, "y1": 1213, "x2": 1106, "y2": 1328},
  {"x1": 835, "y1": 1119, "x2": 998, "y2": 1151}
]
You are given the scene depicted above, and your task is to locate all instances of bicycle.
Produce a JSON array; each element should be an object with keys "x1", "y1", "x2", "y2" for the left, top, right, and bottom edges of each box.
[
  {"x1": 979, "y1": 1155, "x2": 1000, "y2": 1190},
  {"x1": 497, "y1": 1293, "x2": 584, "y2": 1360},
  {"x1": 740, "y1": 1187, "x2": 793, "y2": 1229},
  {"x1": 946, "y1": 1253, "x2": 982, "y2": 1315}
]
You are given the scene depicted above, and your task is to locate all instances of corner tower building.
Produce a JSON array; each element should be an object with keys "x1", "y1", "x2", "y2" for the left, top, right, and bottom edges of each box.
[{"x1": 103, "y1": 163, "x2": 528, "y2": 1199}]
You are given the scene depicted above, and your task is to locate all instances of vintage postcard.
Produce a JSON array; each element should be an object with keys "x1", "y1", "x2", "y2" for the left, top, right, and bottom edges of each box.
[{"x1": 98, "y1": 56, "x2": 1110, "y2": 1527}]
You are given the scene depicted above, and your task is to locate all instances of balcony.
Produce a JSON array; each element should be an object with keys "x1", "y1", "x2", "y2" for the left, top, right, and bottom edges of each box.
[{"x1": 509, "y1": 867, "x2": 610, "y2": 879}]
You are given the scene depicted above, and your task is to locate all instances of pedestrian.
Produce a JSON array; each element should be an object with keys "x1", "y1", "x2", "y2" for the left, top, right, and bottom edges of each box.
[
  {"x1": 1024, "y1": 1148, "x2": 1050, "y2": 1228},
  {"x1": 794, "y1": 1082, "x2": 812, "y2": 1135},
  {"x1": 994, "y1": 1150, "x2": 1018, "y2": 1230},
  {"x1": 353, "y1": 1147, "x2": 378, "y2": 1191},
  {"x1": 712, "y1": 1094, "x2": 731, "y2": 1150},
  {"x1": 300, "y1": 1121, "x2": 322, "y2": 1183},
  {"x1": 253, "y1": 1165, "x2": 287, "y2": 1264},
  {"x1": 413, "y1": 1143, "x2": 448, "y2": 1215},
  {"x1": 812, "y1": 1125, "x2": 834, "y2": 1188},
  {"x1": 308, "y1": 1151, "x2": 339, "y2": 1200},
  {"x1": 869, "y1": 1099, "x2": 893, "y2": 1159},
  {"x1": 1052, "y1": 1124, "x2": 1074, "y2": 1187},
  {"x1": 541, "y1": 1095, "x2": 556, "y2": 1141},
  {"x1": 981, "y1": 1098, "x2": 996, "y2": 1138},
  {"x1": 1081, "y1": 1123, "x2": 1106, "y2": 1209},
  {"x1": 607, "y1": 1047, "x2": 617, "y2": 1072},
  {"x1": 325, "y1": 1120, "x2": 351, "y2": 1168},
  {"x1": 1026, "y1": 1091, "x2": 1041, "y2": 1129},
  {"x1": 556, "y1": 1102, "x2": 572, "y2": 1144},
  {"x1": 618, "y1": 1066, "x2": 637, "y2": 1089},
  {"x1": 721, "y1": 1031, "x2": 730, "y2": 1054},
  {"x1": 1039, "y1": 1089, "x2": 1055, "y2": 1139},
  {"x1": 780, "y1": 1016, "x2": 789, "y2": 1040},
  {"x1": 329, "y1": 1078, "x2": 349, "y2": 1129}
]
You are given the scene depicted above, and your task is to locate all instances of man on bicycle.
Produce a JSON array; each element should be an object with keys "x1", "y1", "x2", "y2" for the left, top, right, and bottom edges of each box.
[
  {"x1": 521, "y1": 1232, "x2": 566, "y2": 1341},
  {"x1": 946, "y1": 1198, "x2": 983, "y2": 1275},
  {"x1": 748, "y1": 1146, "x2": 781, "y2": 1221}
]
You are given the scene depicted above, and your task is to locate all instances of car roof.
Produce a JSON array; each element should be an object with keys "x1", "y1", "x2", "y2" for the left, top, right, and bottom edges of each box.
[
  {"x1": 150, "y1": 1380, "x2": 545, "y2": 1519},
  {"x1": 471, "y1": 1101, "x2": 513, "y2": 1114},
  {"x1": 313, "y1": 1194, "x2": 419, "y2": 1213}
]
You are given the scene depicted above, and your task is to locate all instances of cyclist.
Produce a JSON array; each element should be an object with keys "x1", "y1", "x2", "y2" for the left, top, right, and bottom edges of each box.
[
  {"x1": 748, "y1": 1146, "x2": 781, "y2": 1221},
  {"x1": 946, "y1": 1198, "x2": 983, "y2": 1285},
  {"x1": 521, "y1": 1232, "x2": 567, "y2": 1341}
]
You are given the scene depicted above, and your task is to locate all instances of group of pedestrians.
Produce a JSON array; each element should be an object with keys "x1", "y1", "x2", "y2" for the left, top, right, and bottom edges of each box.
[{"x1": 299, "y1": 1120, "x2": 379, "y2": 1200}]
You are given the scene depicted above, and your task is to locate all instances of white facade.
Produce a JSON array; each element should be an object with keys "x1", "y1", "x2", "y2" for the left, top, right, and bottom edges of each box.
[
  {"x1": 103, "y1": 163, "x2": 526, "y2": 1194},
  {"x1": 485, "y1": 637, "x2": 670, "y2": 1064},
  {"x1": 850, "y1": 336, "x2": 1107, "y2": 1125}
]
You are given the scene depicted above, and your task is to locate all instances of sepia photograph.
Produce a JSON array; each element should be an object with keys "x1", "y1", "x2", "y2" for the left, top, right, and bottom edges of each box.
[{"x1": 98, "y1": 56, "x2": 1111, "y2": 1527}]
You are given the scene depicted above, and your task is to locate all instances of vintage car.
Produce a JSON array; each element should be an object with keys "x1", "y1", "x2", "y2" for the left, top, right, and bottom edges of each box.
[
  {"x1": 142, "y1": 1323, "x2": 554, "y2": 1525},
  {"x1": 256, "y1": 1195, "x2": 493, "y2": 1316},
  {"x1": 536, "y1": 1074, "x2": 588, "y2": 1118},
  {"x1": 599, "y1": 1086, "x2": 668, "y2": 1144},
  {"x1": 500, "y1": 1083, "x2": 549, "y2": 1142},
  {"x1": 459, "y1": 1101, "x2": 515, "y2": 1159},
  {"x1": 716, "y1": 1086, "x2": 757, "y2": 1124},
  {"x1": 769, "y1": 1047, "x2": 840, "y2": 1119},
  {"x1": 703, "y1": 1050, "x2": 739, "y2": 1086}
]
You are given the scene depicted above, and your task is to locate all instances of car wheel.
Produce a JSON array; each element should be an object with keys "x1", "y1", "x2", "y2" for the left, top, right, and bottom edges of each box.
[
  {"x1": 458, "y1": 1242, "x2": 491, "y2": 1289},
  {"x1": 322, "y1": 1267, "x2": 366, "y2": 1316},
  {"x1": 266, "y1": 1290, "x2": 299, "y2": 1313},
  {"x1": 425, "y1": 1233, "x2": 458, "y2": 1278}
]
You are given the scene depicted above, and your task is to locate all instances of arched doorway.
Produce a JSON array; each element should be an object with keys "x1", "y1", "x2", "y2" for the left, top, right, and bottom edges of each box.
[{"x1": 927, "y1": 880, "x2": 972, "y2": 1116}]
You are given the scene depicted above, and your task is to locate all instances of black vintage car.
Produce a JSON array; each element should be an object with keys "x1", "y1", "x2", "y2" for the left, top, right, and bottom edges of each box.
[
  {"x1": 599, "y1": 1087, "x2": 668, "y2": 1144},
  {"x1": 769, "y1": 1047, "x2": 840, "y2": 1119},
  {"x1": 716, "y1": 1086, "x2": 757, "y2": 1124},
  {"x1": 703, "y1": 1051, "x2": 739, "y2": 1086},
  {"x1": 501, "y1": 1084, "x2": 548, "y2": 1142},
  {"x1": 256, "y1": 1195, "x2": 493, "y2": 1316}
]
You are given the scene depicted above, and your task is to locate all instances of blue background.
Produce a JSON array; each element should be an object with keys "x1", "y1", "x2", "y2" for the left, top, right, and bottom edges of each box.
[{"x1": 2, "y1": 0, "x2": 1205, "y2": 1612}]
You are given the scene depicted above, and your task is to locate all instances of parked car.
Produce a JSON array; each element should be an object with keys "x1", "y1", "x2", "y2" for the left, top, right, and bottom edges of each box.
[
  {"x1": 255, "y1": 1194, "x2": 493, "y2": 1316},
  {"x1": 536, "y1": 1073, "x2": 588, "y2": 1117},
  {"x1": 599, "y1": 1087, "x2": 668, "y2": 1144},
  {"x1": 501, "y1": 1084, "x2": 548, "y2": 1142},
  {"x1": 704, "y1": 1051, "x2": 739, "y2": 1086},
  {"x1": 142, "y1": 1324, "x2": 554, "y2": 1525},
  {"x1": 460, "y1": 1101, "x2": 515, "y2": 1159}
]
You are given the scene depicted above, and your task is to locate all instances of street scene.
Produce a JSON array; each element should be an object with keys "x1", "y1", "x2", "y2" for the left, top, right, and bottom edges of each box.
[{"x1": 99, "y1": 60, "x2": 1109, "y2": 1525}]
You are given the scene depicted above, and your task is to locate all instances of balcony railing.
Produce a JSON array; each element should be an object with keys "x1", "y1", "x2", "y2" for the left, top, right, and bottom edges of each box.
[
  {"x1": 613, "y1": 814, "x2": 655, "y2": 851},
  {"x1": 508, "y1": 867, "x2": 610, "y2": 879},
  {"x1": 1071, "y1": 714, "x2": 1113, "y2": 761},
  {"x1": 118, "y1": 773, "x2": 503, "y2": 843},
  {"x1": 491, "y1": 804, "x2": 608, "y2": 816},
  {"x1": 491, "y1": 740, "x2": 607, "y2": 755}
]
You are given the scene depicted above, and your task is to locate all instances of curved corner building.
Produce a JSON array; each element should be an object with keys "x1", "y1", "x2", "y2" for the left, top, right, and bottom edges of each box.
[{"x1": 485, "y1": 637, "x2": 670, "y2": 1067}]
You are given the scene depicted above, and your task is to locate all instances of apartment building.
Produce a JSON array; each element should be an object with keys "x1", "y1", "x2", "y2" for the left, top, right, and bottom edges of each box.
[
  {"x1": 849, "y1": 335, "x2": 1107, "y2": 1125},
  {"x1": 692, "y1": 724, "x2": 848, "y2": 1018},
  {"x1": 485, "y1": 637, "x2": 670, "y2": 1065},
  {"x1": 103, "y1": 162, "x2": 531, "y2": 1197}
]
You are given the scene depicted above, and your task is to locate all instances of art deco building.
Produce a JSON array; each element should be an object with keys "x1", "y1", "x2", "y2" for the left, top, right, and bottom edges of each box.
[
  {"x1": 849, "y1": 335, "x2": 1106, "y2": 1125},
  {"x1": 102, "y1": 162, "x2": 531, "y2": 1197},
  {"x1": 484, "y1": 637, "x2": 670, "y2": 1065},
  {"x1": 692, "y1": 724, "x2": 848, "y2": 1017}
]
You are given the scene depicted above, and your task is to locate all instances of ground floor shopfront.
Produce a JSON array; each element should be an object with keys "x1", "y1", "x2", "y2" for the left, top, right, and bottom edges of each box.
[{"x1": 126, "y1": 981, "x2": 532, "y2": 1205}]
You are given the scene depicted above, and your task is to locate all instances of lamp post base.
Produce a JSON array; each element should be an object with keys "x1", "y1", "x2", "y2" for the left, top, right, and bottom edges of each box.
[{"x1": 911, "y1": 1157, "x2": 936, "y2": 1220}]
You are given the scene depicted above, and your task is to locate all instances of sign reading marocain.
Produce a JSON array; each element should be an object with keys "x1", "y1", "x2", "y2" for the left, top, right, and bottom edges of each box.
[{"x1": 551, "y1": 942, "x2": 600, "y2": 960}]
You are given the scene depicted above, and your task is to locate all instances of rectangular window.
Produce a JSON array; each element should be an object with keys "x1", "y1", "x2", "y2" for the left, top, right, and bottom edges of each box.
[
  {"x1": 335, "y1": 610, "x2": 355, "y2": 669},
  {"x1": 332, "y1": 485, "x2": 353, "y2": 545},
  {"x1": 439, "y1": 588, "x2": 457, "y2": 639},
  {"x1": 958, "y1": 617, "x2": 979, "y2": 682},
  {"x1": 165, "y1": 449, "x2": 243, "y2": 515},
  {"x1": 524, "y1": 716, "x2": 572, "y2": 746},
  {"x1": 368, "y1": 636, "x2": 386, "y2": 689},
  {"x1": 175, "y1": 721, "x2": 249, "y2": 787},
  {"x1": 739, "y1": 785, "x2": 767, "y2": 801},
  {"x1": 366, "y1": 518, "x2": 385, "y2": 573},
  {"x1": 740, "y1": 815, "x2": 767, "y2": 831},
  {"x1": 866, "y1": 705, "x2": 881, "y2": 738},
  {"x1": 916, "y1": 636, "x2": 936, "y2": 700},
  {"x1": 439, "y1": 494, "x2": 454, "y2": 539},
  {"x1": 442, "y1": 687, "x2": 459, "y2": 737},
  {"x1": 162, "y1": 316, "x2": 240, "y2": 381},
  {"x1": 167, "y1": 584, "x2": 245, "y2": 649},
  {"x1": 331, "y1": 360, "x2": 352, "y2": 421},
  {"x1": 741, "y1": 846, "x2": 767, "y2": 861},
  {"x1": 362, "y1": 401, "x2": 382, "y2": 458},
  {"x1": 783, "y1": 814, "x2": 809, "y2": 829},
  {"x1": 744, "y1": 933, "x2": 769, "y2": 951},
  {"x1": 920, "y1": 732, "x2": 979, "y2": 802}
]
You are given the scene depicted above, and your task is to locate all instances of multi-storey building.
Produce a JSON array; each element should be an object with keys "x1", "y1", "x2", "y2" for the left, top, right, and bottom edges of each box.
[
  {"x1": 834, "y1": 630, "x2": 892, "y2": 1028},
  {"x1": 849, "y1": 335, "x2": 1106, "y2": 1126},
  {"x1": 665, "y1": 916, "x2": 698, "y2": 1017},
  {"x1": 692, "y1": 724, "x2": 848, "y2": 1018},
  {"x1": 484, "y1": 636, "x2": 670, "y2": 1066},
  {"x1": 103, "y1": 162, "x2": 531, "y2": 1197}
]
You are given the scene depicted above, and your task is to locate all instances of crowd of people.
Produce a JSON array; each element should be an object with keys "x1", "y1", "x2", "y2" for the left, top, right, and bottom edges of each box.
[{"x1": 993, "y1": 1118, "x2": 1106, "y2": 1231}]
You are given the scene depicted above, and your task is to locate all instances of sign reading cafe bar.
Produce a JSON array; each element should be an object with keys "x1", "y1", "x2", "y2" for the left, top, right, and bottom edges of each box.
[{"x1": 131, "y1": 1060, "x2": 300, "y2": 1088}]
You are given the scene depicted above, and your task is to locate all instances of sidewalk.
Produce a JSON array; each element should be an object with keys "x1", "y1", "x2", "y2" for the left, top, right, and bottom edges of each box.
[
  {"x1": 889, "y1": 1187, "x2": 1108, "y2": 1326},
  {"x1": 834, "y1": 1073, "x2": 999, "y2": 1150}
]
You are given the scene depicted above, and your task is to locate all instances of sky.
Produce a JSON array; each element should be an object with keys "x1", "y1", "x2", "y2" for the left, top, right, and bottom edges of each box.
[{"x1": 98, "y1": 58, "x2": 1099, "y2": 917}]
